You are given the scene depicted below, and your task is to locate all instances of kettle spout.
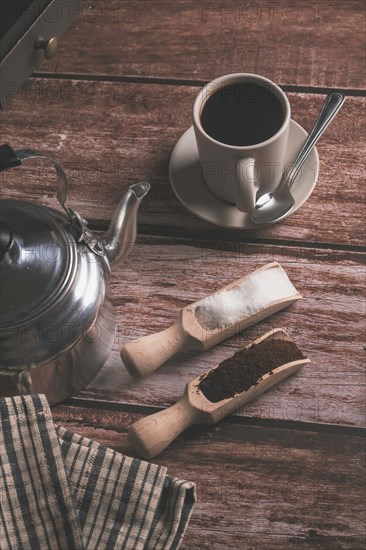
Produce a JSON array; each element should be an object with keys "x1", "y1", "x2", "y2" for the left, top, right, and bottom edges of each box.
[{"x1": 102, "y1": 182, "x2": 150, "y2": 265}]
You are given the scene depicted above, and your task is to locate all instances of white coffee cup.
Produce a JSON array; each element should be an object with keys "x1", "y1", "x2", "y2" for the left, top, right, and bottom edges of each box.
[{"x1": 193, "y1": 73, "x2": 291, "y2": 212}]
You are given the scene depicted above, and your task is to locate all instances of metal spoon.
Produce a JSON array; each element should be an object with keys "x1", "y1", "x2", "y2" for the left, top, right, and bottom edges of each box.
[{"x1": 251, "y1": 92, "x2": 346, "y2": 225}]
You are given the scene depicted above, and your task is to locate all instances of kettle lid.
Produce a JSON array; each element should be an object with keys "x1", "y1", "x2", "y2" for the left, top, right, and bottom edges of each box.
[{"x1": 0, "y1": 200, "x2": 76, "y2": 326}]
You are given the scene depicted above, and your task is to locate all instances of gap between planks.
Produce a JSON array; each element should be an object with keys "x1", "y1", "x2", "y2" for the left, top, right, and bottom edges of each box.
[
  {"x1": 59, "y1": 396, "x2": 366, "y2": 438},
  {"x1": 86, "y1": 222, "x2": 366, "y2": 255},
  {"x1": 32, "y1": 72, "x2": 366, "y2": 97}
]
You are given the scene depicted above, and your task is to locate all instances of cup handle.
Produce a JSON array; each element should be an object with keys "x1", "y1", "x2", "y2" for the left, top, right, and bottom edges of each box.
[{"x1": 235, "y1": 158, "x2": 258, "y2": 212}]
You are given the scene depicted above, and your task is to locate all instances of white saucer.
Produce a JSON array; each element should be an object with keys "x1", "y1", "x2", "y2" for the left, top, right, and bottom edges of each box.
[{"x1": 169, "y1": 121, "x2": 319, "y2": 229}]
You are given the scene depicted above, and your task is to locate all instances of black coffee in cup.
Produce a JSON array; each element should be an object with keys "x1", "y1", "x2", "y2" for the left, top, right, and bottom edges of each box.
[{"x1": 200, "y1": 82, "x2": 285, "y2": 146}]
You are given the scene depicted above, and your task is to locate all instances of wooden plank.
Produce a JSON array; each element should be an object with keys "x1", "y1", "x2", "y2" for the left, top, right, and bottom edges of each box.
[
  {"x1": 1, "y1": 81, "x2": 365, "y2": 247},
  {"x1": 52, "y1": 404, "x2": 366, "y2": 549},
  {"x1": 57, "y1": 237, "x2": 365, "y2": 427},
  {"x1": 37, "y1": 0, "x2": 365, "y2": 90}
]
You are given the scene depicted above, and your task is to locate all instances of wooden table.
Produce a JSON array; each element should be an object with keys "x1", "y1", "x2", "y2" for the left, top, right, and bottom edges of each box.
[{"x1": 2, "y1": 1, "x2": 365, "y2": 547}]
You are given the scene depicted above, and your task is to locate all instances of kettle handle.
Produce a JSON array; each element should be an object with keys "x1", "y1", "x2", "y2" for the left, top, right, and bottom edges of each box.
[
  {"x1": 0, "y1": 143, "x2": 71, "y2": 216},
  {"x1": 0, "y1": 144, "x2": 22, "y2": 171},
  {"x1": 0, "y1": 144, "x2": 98, "y2": 252}
]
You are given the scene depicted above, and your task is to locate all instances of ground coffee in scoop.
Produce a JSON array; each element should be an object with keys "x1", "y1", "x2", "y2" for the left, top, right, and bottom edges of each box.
[{"x1": 199, "y1": 339, "x2": 306, "y2": 403}]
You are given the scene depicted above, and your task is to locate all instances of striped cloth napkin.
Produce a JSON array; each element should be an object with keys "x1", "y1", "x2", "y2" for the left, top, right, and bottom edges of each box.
[{"x1": 0, "y1": 394, "x2": 196, "y2": 549}]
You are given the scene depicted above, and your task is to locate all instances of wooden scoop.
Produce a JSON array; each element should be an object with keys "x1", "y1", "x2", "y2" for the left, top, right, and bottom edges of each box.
[
  {"x1": 128, "y1": 329, "x2": 310, "y2": 459},
  {"x1": 121, "y1": 262, "x2": 302, "y2": 377}
]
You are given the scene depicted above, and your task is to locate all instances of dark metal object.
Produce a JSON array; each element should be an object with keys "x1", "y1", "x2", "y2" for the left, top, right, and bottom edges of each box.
[
  {"x1": 0, "y1": 0, "x2": 82, "y2": 108},
  {"x1": 34, "y1": 36, "x2": 59, "y2": 58}
]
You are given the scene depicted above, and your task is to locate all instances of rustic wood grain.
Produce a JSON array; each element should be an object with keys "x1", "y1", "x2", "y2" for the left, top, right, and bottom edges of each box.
[
  {"x1": 55, "y1": 236, "x2": 366, "y2": 427},
  {"x1": 37, "y1": 0, "x2": 365, "y2": 90},
  {"x1": 52, "y1": 404, "x2": 366, "y2": 549},
  {"x1": 2, "y1": 3, "x2": 364, "y2": 548},
  {"x1": 1, "y1": 81, "x2": 364, "y2": 247}
]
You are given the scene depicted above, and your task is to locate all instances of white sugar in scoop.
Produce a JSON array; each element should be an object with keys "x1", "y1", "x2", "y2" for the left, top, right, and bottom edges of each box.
[
  {"x1": 193, "y1": 266, "x2": 298, "y2": 330},
  {"x1": 121, "y1": 262, "x2": 302, "y2": 377}
]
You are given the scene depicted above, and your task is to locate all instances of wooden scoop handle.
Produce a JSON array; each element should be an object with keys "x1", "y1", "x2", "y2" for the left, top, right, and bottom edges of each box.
[
  {"x1": 121, "y1": 321, "x2": 189, "y2": 377},
  {"x1": 128, "y1": 396, "x2": 200, "y2": 459}
]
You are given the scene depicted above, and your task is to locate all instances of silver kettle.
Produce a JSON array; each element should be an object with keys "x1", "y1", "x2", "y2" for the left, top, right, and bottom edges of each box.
[{"x1": 0, "y1": 144, "x2": 150, "y2": 404}]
